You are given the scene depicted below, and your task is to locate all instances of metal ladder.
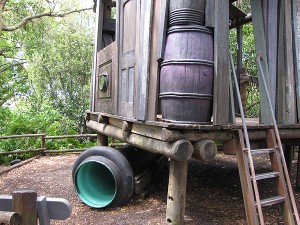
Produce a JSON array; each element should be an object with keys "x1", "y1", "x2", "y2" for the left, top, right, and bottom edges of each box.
[{"x1": 229, "y1": 53, "x2": 300, "y2": 225}]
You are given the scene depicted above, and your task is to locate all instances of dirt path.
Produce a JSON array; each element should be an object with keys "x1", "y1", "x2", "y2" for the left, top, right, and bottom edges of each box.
[{"x1": 0, "y1": 153, "x2": 299, "y2": 224}]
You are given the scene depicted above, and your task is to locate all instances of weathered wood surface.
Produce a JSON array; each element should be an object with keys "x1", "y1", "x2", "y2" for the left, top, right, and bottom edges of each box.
[
  {"x1": 293, "y1": 0, "x2": 300, "y2": 122},
  {"x1": 169, "y1": 0, "x2": 205, "y2": 11},
  {"x1": 12, "y1": 190, "x2": 37, "y2": 225},
  {"x1": 277, "y1": 0, "x2": 297, "y2": 124},
  {"x1": 192, "y1": 140, "x2": 217, "y2": 161},
  {"x1": 135, "y1": 0, "x2": 154, "y2": 121},
  {"x1": 266, "y1": 0, "x2": 278, "y2": 112},
  {"x1": 87, "y1": 120, "x2": 194, "y2": 161},
  {"x1": 205, "y1": 0, "x2": 215, "y2": 28},
  {"x1": 166, "y1": 160, "x2": 188, "y2": 225},
  {"x1": 251, "y1": 0, "x2": 272, "y2": 125},
  {"x1": 95, "y1": 42, "x2": 115, "y2": 114},
  {"x1": 213, "y1": 0, "x2": 230, "y2": 125},
  {"x1": 117, "y1": 0, "x2": 139, "y2": 118},
  {"x1": 91, "y1": 0, "x2": 104, "y2": 112},
  {"x1": 234, "y1": 130, "x2": 259, "y2": 225},
  {"x1": 283, "y1": 0, "x2": 297, "y2": 124},
  {"x1": 148, "y1": 0, "x2": 165, "y2": 121},
  {"x1": 297, "y1": 145, "x2": 300, "y2": 190},
  {"x1": 0, "y1": 148, "x2": 45, "y2": 156},
  {"x1": 157, "y1": 0, "x2": 169, "y2": 61},
  {"x1": 266, "y1": 130, "x2": 295, "y2": 224},
  {"x1": 0, "y1": 211, "x2": 20, "y2": 225}
]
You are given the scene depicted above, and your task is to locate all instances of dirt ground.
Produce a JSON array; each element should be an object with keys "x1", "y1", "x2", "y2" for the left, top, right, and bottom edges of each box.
[{"x1": 0, "y1": 152, "x2": 299, "y2": 225}]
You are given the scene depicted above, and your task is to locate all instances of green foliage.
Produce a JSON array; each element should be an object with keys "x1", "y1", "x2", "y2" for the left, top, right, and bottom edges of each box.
[
  {"x1": 0, "y1": 0, "x2": 96, "y2": 164},
  {"x1": 229, "y1": 10, "x2": 260, "y2": 117},
  {"x1": 0, "y1": 102, "x2": 96, "y2": 164}
]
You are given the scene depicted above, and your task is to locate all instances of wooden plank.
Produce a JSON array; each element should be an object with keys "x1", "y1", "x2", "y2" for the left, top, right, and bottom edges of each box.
[
  {"x1": 87, "y1": 120, "x2": 194, "y2": 161},
  {"x1": 250, "y1": 0, "x2": 272, "y2": 124},
  {"x1": 213, "y1": 0, "x2": 230, "y2": 125},
  {"x1": 277, "y1": 0, "x2": 297, "y2": 124},
  {"x1": 236, "y1": 26, "x2": 243, "y2": 115},
  {"x1": 166, "y1": 160, "x2": 188, "y2": 225},
  {"x1": 266, "y1": 0, "x2": 278, "y2": 112},
  {"x1": 12, "y1": 190, "x2": 37, "y2": 225},
  {"x1": 292, "y1": 0, "x2": 300, "y2": 122},
  {"x1": 157, "y1": 0, "x2": 169, "y2": 61},
  {"x1": 234, "y1": 130, "x2": 259, "y2": 225},
  {"x1": 117, "y1": 0, "x2": 139, "y2": 118},
  {"x1": 95, "y1": 43, "x2": 114, "y2": 113},
  {"x1": 266, "y1": 130, "x2": 295, "y2": 225},
  {"x1": 148, "y1": 0, "x2": 163, "y2": 121},
  {"x1": 135, "y1": 0, "x2": 154, "y2": 121},
  {"x1": 297, "y1": 144, "x2": 300, "y2": 190},
  {"x1": 284, "y1": 0, "x2": 297, "y2": 124},
  {"x1": 277, "y1": 0, "x2": 286, "y2": 124},
  {"x1": 91, "y1": 0, "x2": 104, "y2": 112},
  {"x1": 205, "y1": 0, "x2": 215, "y2": 28}
]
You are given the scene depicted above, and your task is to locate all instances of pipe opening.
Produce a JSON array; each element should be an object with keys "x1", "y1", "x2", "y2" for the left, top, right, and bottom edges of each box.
[{"x1": 75, "y1": 161, "x2": 117, "y2": 208}]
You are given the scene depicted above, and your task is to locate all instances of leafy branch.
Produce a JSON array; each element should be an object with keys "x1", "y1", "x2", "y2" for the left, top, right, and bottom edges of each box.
[{"x1": 2, "y1": 7, "x2": 92, "y2": 32}]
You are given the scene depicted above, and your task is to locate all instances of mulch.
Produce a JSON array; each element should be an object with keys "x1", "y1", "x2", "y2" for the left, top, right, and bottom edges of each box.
[{"x1": 0, "y1": 152, "x2": 299, "y2": 224}]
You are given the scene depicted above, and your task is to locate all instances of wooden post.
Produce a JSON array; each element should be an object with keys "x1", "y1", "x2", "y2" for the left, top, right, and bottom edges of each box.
[
  {"x1": 41, "y1": 131, "x2": 46, "y2": 155},
  {"x1": 296, "y1": 145, "x2": 300, "y2": 190},
  {"x1": 12, "y1": 190, "x2": 37, "y2": 225},
  {"x1": 251, "y1": 0, "x2": 272, "y2": 125},
  {"x1": 166, "y1": 160, "x2": 188, "y2": 225},
  {"x1": 97, "y1": 133, "x2": 108, "y2": 146},
  {"x1": 0, "y1": 211, "x2": 21, "y2": 225},
  {"x1": 213, "y1": 0, "x2": 230, "y2": 125}
]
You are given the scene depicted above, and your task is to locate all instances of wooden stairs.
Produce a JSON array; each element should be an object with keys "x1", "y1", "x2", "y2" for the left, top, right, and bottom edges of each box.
[{"x1": 228, "y1": 53, "x2": 300, "y2": 224}]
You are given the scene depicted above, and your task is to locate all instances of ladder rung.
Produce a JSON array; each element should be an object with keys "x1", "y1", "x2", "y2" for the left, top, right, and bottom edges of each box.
[
  {"x1": 252, "y1": 172, "x2": 279, "y2": 181},
  {"x1": 251, "y1": 148, "x2": 275, "y2": 155},
  {"x1": 258, "y1": 196, "x2": 285, "y2": 207}
]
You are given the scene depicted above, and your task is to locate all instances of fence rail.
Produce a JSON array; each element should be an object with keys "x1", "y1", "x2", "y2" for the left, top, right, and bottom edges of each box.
[{"x1": 0, "y1": 133, "x2": 97, "y2": 156}]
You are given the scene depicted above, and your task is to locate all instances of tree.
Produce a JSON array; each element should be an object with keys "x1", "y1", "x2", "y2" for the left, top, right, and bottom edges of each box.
[
  {"x1": 0, "y1": 0, "x2": 93, "y2": 107},
  {"x1": 0, "y1": 0, "x2": 92, "y2": 32},
  {"x1": 25, "y1": 12, "x2": 94, "y2": 131}
]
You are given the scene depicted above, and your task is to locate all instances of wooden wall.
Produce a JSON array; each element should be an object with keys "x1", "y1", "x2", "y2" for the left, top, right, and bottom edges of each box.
[{"x1": 294, "y1": 0, "x2": 300, "y2": 123}]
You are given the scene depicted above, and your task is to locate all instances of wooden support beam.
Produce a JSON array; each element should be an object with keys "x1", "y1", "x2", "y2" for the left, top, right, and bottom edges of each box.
[
  {"x1": 266, "y1": 0, "x2": 278, "y2": 113},
  {"x1": 12, "y1": 190, "x2": 37, "y2": 225},
  {"x1": 192, "y1": 140, "x2": 217, "y2": 161},
  {"x1": 296, "y1": 145, "x2": 300, "y2": 190},
  {"x1": 87, "y1": 120, "x2": 194, "y2": 161},
  {"x1": 277, "y1": 0, "x2": 297, "y2": 124},
  {"x1": 97, "y1": 133, "x2": 108, "y2": 146},
  {"x1": 213, "y1": 0, "x2": 230, "y2": 125},
  {"x1": 292, "y1": 0, "x2": 300, "y2": 122},
  {"x1": 166, "y1": 160, "x2": 188, "y2": 225},
  {"x1": 0, "y1": 211, "x2": 20, "y2": 225},
  {"x1": 250, "y1": 0, "x2": 272, "y2": 125}
]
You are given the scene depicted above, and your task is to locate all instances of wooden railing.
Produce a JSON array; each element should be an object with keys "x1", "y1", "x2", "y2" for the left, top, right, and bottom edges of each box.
[{"x1": 0, "y1": 132, "x2": 97, "y2": 156}]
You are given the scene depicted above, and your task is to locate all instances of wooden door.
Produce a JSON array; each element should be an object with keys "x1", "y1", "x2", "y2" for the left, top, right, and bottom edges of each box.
[{"x1": 118, "y1": 0, "x2": 140, "y2": 118}]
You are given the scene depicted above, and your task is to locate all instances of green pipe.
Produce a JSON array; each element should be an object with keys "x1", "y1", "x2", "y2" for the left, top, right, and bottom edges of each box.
[{"x1": 75, "y1": 156, "x2": 122, "y2": 208}]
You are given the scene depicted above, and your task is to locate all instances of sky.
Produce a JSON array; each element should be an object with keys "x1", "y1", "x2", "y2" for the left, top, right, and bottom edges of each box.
[{"x1": 80, "y1": 0, "x2": 94, "y2": 8}]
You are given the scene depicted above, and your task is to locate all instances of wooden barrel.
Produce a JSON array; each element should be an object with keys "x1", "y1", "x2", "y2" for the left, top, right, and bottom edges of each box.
[
  {"x1": 159, "y1": 25, "x2": 214, "y2": 123},
  {"x1": 169, "y1": 0, "x2": 206, "y2": 12},
  {"x1": 169, "y1": 0, "x2": 206, "y2": 26}
]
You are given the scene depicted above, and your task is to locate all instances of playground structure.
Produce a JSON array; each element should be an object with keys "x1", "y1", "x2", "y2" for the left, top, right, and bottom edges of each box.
[{"x1": 72, "y1": 0, "x2": 300, "y2": 224}]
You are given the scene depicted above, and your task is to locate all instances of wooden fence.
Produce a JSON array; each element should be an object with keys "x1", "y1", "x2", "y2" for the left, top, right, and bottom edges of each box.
[{"x1": 0, "y1": 132, "x2": 97, "y2": 156}]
